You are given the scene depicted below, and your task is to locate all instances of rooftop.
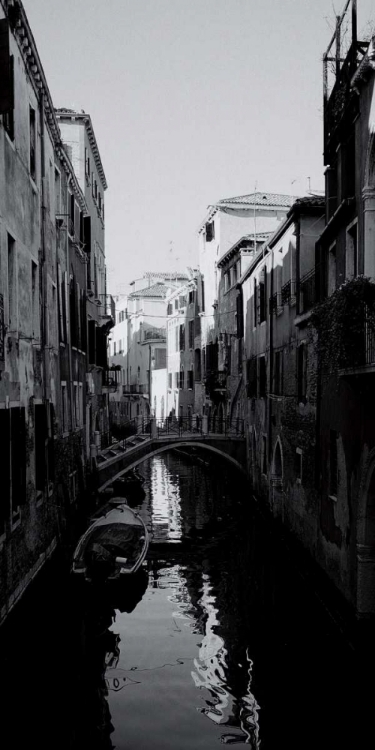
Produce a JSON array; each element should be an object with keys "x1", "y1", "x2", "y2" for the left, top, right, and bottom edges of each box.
[
  {"x1": 128, "y1": 282, "x2": 169, "y2": 299},
  {"x1": 55, "y1": 108, "x2": 107, "y2": 190},
  {"x1": 142, "y1": 271, "x2": 189, "y2": 280},
  {"x1": 216, "y1": 192, "x2": 297, "y2": 208}
]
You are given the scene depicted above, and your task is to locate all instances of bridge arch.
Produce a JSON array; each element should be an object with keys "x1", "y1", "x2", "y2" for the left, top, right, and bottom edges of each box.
[{"x1": 98, "y1": 440, "x2": 247, "y2": 493}]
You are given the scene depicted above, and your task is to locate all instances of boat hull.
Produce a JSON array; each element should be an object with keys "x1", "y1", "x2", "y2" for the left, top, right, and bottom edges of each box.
[{"x1": 72, "y1": 501, "x2": 149, "y2": 582}]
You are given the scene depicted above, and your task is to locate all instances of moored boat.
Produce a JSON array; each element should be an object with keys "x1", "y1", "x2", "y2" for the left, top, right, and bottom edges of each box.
[
  {"x1": 112, "y1": 469, "x2": 145, "y2": 502},
  {"x1": 72, "y1": 500, "x2": 149, "y2": 582}
]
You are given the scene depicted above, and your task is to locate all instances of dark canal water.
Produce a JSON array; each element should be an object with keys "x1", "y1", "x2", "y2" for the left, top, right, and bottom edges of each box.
[{"x1": 0, "y1": 450, "x2": 368, "y2": 749}]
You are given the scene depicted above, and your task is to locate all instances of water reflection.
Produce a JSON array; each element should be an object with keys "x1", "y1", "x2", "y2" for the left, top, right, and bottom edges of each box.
[
  {"x1": 73, "y1": 570, "x2": 148, "y2": 748},
  {"x1": 0, "y1": 450, "x2": 361, "y2": 749}
]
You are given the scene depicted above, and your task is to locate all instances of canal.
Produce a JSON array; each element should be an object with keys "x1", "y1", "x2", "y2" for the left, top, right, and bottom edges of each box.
[{"x1": 0, "y1": 450, "x2": 367, "y2": 749}]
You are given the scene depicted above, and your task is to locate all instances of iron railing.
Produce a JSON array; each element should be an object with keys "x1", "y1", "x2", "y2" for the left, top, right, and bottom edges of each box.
[
  {"x1": 298, "y1": 268, "x2": 316, "y2": 314},
  {"x1": 155, "y1": 416, "x2": 244, "y2": 437},
  {"x1": 281, "y1": 280, "x2": 295, "y2": 305}
]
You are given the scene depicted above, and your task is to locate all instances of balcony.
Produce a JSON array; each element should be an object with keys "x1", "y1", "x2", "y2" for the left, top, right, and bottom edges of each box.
[
  {"x1": 281, "y1": 280, "x2": 296, "y2": 305},
  {"x1": 99, "y1": 294, "x2": 116, "y2": 330},
  {"x1": 122, "y1": 383, "x2": 149, "y2": 396},
  {"x1": 102, "y1": 366, "x2": 121, "y2": 393},
  {"x1": 204, "y1": 370, "x2": 227, "y2": 400},
  {"x1": 312, "y1": 278, "x2": 375, "y2": 376},
  {"x1": 298, "y1": 269, "x2": 316, "y2": 314}
]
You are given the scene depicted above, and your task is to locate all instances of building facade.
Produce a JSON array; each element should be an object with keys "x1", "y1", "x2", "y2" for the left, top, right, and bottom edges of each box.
[
  {"x1": 196, "y1": 192, "x2": 294, "y2": 419},
  {"x1": 0, "y1": 0, "x2": 112, "y2": 624},
  {"x1": 109, "y1": 273, "x2": 188, "y2": 426},
  {"x1": 166, "y1": 276, "x2": 198, "y2": 421},
  {"x1": 55, "y1": 107, "x2": 114, "y2": 458}
]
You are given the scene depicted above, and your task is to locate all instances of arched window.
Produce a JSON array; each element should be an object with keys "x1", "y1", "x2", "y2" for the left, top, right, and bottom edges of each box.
[{"x1": 273, "y1": 439, "x2": 283, "y2": 479}]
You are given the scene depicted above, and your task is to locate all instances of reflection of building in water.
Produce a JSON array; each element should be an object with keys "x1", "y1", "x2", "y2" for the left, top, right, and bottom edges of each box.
[
  {"x1": 75, "y1": 572, "x2": 148, "y2": 748},
  {"x1": 150, "y1": 457, "x2": 182, "y2": 541},
  {"x1": 190, "y1": 573, "x2": 260, "y2": 747},
  {"x1": 162, "y1": 452, "x2": 213, "y2": 535}
]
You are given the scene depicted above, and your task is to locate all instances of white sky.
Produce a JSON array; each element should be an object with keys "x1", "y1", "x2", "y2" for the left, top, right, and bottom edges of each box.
[{"x1": 22, "y1": 0, "x2": 375, "y2": 295}]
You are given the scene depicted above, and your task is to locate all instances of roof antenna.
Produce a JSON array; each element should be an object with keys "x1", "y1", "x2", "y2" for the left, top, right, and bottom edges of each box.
[
  {"x1": 253, "y1": 181, "x2": 257, "y2": 254},
  {"x1": 307, "y1": 176, "x2": 311, "y2": 193}
]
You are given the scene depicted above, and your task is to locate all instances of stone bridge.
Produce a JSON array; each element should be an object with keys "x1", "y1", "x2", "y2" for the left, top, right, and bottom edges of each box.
[{"x1": 96, "y1": 418, "x2": 246, "y2": 493}]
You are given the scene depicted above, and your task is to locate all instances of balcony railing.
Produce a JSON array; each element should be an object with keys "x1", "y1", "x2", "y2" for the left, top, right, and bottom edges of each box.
[
  {"x1": 298, "y1": 268, "x2": 316, "y2": 314},
  {"x1": 281, "y1": 280, "x2": 295, "y2": 305},
  {"x1": 102, "y1": 367, "x2": 120, "y2": 392},
  {"x1": 122, "y1": 383, "x2": 148, "y2": 395},
  {"x1": 364, "y1": 308, "x2": 375, "y2": 366}
]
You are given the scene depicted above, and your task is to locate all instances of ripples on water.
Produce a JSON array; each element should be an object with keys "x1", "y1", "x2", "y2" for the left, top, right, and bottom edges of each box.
[{"x1": 0, "y1": 450, "x2": 363, "y2": 749}]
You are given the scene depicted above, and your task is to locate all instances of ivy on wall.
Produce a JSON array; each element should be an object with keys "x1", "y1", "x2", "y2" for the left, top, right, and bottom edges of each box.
[{"x1": 309, "y1": 276, "x2": 375, "y2": 382}]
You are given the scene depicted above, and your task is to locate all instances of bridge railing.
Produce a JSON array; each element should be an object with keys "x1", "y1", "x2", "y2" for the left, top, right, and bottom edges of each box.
[
  {"x1": 155, "y1": 416, "x2": 244, "y2": 437},
  {"x1": 98, "y1": 416, "x2": 244, "y2": 457}
]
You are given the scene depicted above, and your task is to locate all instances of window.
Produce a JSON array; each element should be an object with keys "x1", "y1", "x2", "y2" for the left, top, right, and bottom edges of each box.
[
  {"x1": 61, "y1": 383, "x2": 68, "y2": 433},
  {"x1": 174, "y1": 299, "x2": 178, "y2": 310},
  {"x1": 29, "y1": 106, "x2": 36, "y2": 180},
  {"x1": 188, "y1": 290, "x2": 195, "y2": 304},
  {"x1": 10, "y1": 406, "x2": 26, "y2": 520},
  {"x1": 253, "y1": 278, "x2": 257, "y2": 327},
  {"x1": 92, "y1": 172, "x2": 95, "y2": 198},
  {"x1": 224, "y1": 270, "x2": 230, "y2": 292},
  {"x1": 189, "y1": 320, "x2": 194, "y2": 349},
  {"x1": 0, "y1": 409, "x2": 10, "y2": 534},
  {"x1": 69, "y1": 193, "x2": 75, "y2": 236},
  {"x1": 201, "y1": 278, "x2": 205, "y2": 312},
  {"x1": 174, "y1": 372, "x2": 179, "y2": 389},
  {"x1": 232, "y1": 263, "x2": 237, "y2": 286},
  {"x1": 7, "y1": 233, "x2": 16, "y2": 331},
  {"x1": 297, "y1": 343, "x2": 307, "y2": 404},
  {"x1": 167, "y1": 303, "x2": 172, "y2": 315},
  {"x1": 295, "y1": 448, "x2": 303, "y2": 484},
  {"x1": 0, "y1": 19, "x2": 15, "y2": 141},
  {"x1": 85, "y1": 147, "x2": 90, "y2": 178},
  {"x1": 175, "y1": 326, "x2": 179, "y2": 352},
  {"x1": 328, "y1": 242, "x2": 336, "y2": 295},
  {"x1": 258, "y1": 356, "x2": 267, "y2": 398},
  {"x1": 55, "y1": 168, "x2": 61, "y2": 215},
  {"x1": 246, "y1": 357, "x2": 257, "y2": 397},
  {"x1": 179, "y1": 324, "x2": 185, "y2": 351},
  {"x1": 113, "y1": 341, "x2": 116, "y2": 355},
  {"x1": 35, "y1": 403, "x2": 48, "y2": 493},
  {"x1": 168, "y1": 372, "x2": 172, "y2": 389},
  {"x1": 31, "y1": 260, "x2": 38, "y2": 339},
  {"x1": 329, "y1": 430, "x2": 338, "y2": 498},
  {"x1": 346, "y1": 221, "x2": 358, "y2": 281},
  {"x1": 179, "y1": 370, "x2": 184, "y2": 389},
  {"x1": 236, "y1": 292, "x2": 244, "y2": 338},
  {"x1": 195, "y1": 349, "x2": 201, "y2": 381},
  {"x1": 259, "y1": 267, "x2": 267, "y2": 323},
  {"x1": 205, "y1": 221, "x2": 215, "y2": 242},
  {"x1": 262, "y1": 435, "x2": 267, "y2": 476},
  {"x1": 57, "y1": 266, "x2": 67, "y2": 344},
  {"x1": 187, "y1": 370, "x2": 194, "y2": 389},
  {"x1": 179, "y1": 295, "x2": 187, "y2": 308},
  {"x1": 273, "y1": 349, "x2": 283, "y2": 395}
]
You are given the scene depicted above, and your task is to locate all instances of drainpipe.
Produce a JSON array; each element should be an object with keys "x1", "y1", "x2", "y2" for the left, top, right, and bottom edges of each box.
[
  {"x1": 39, "y1": 95, "x2": 48, "y2": 411},
  {"x1": 66, "y1": 173, "x2": 74, "y2": 433},
  {"x1": 268, "y1": 245, "x2": 274, "y2": 504}
]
